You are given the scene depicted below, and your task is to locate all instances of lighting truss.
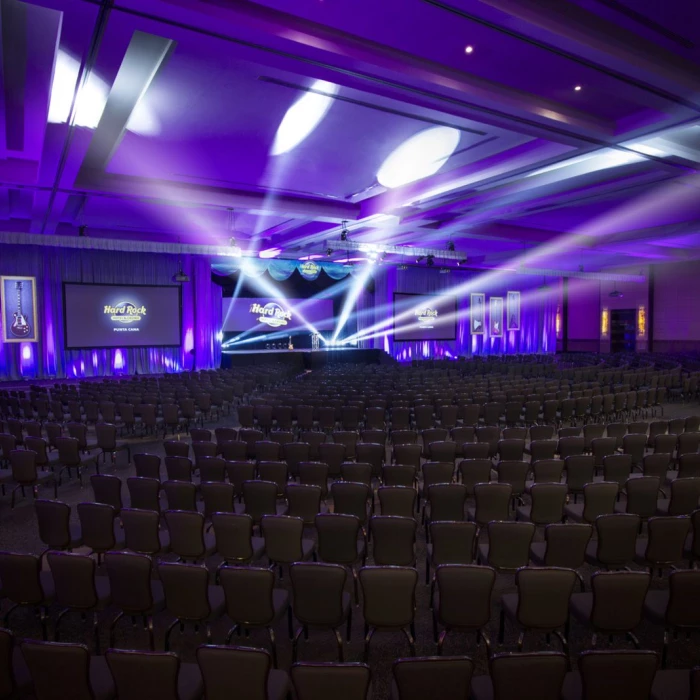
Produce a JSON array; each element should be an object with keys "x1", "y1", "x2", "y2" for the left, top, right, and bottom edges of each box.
[{"x1": 326, "y1": 239, "x2": 467, "y2": 261}]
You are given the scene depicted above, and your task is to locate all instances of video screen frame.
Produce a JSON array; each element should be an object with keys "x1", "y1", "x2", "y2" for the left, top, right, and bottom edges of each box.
[
  {"x1": 62, "y1": 282, "x2": 182, "y2": 350},
  {"x1": 392, "y1": 291, "x2": 458, "y2": 341}
]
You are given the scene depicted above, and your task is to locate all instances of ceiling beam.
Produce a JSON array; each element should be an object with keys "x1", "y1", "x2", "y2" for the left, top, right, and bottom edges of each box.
[
  {"x1": 1, "y1": 0, "x2": 27, "y2": 152},
  {"x1": 77, "y1": 30, "x2": 175, "y2": 177}
]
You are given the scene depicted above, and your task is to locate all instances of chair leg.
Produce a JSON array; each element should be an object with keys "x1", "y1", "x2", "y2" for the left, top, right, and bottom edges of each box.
[
  {"x1": 291, "y1": 626, "x2": 303, "y2": 663},
  {"x1": 404, "y1": 626, "x2": 416, "y2": 656},
  {"x1": 287, "y1": 606, "x2": 294, "y2": 639},
  {"x1": 363, "y1": 627, "x2": 374, "y2": 663},
  {"x1": 499, "y1": 608, "x2": 505, "y2": 644},
  {"x1": 93, "y1": 611, "x2": 100, "y2": 655},
  {"x1": 432, "y1": 608, "x2": 438, "y2": 644},
  {"x1": 346, "y1": 608, "x2": 352, "y2": 642},
  {"x1": 164, "y1": 618, "x2": 179, "y2": 651},
  {"x1": 109, "y1": 611, "x2": 124, "y2": 649}
]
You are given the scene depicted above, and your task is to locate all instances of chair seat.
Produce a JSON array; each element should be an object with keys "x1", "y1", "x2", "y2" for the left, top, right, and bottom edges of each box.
[
  {"x1": 656, "y1": 500, "x2": 670, "y2": 515},
  {"x1": 207, "y1": 585, "x2": 226, "y2": 620},
  {"x1": 251, "y1": 536, "x2": 266, "y2": 561},
  {"x1": 651, "y1": 669, "x2": 691, "y2": 700},
  {"x1": 11, "y1": 645, "x2": 32, "y2": 695},
  {"x1": 94, "y1": 576, "x2": 112, "y2": 609},
  {"x1": 273, "y1": 589, "x2": 290, "y2": 620},
  {"x1": 178, "y1": 661, "x2": 204, "y2": 700},
  {"x1": 89, "y1": 655, "x2": 117, "y2": 700},
  {"x1": 301, "y1": 539, "x2": 315, "y2": 561},
  {"x1": 501, "y1": 593, "x2": 518, "y2": 622},
  {"x1": 563, "y1": 504, "x2": 585, "y2": 522},
  {"x1": 634, "y1": 539, "x2": 652, "y2": 566},
  {"x1": 560, "y1": 670, "x2": 583, "y2": 700},
  {"x1": 469, "y1": 674, "x2": 495, "y2": 700},
  {"x1": 515, "y1": 505, "x2": 532, "y2": 521},
  {"x1": 69, "y1": 523, "x2": 84, "y2": 549},
  {"x1": 569, "y1": 592, "x2": 593, "y2": 623},
  {"x1": 477, "y1": 543, "x2": 490, "y2": 564},
  {"x1": 529, "y1": 542, "x2": 546, "y2": 566},
  {"x1": 268, "y1": 669, "x2": 291, "y2": 700},
  {"x1": 643, "y1": 590, "x2": 669, "y2": 626}
]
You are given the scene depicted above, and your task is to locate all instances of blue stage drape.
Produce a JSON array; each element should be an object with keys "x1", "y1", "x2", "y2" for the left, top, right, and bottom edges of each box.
[
  {"x1": 0, "y1": 245, "x2": 221, "y2": 380},
  {"x1": 359, "y1": 266, "x2": 556, "y2": 360}
]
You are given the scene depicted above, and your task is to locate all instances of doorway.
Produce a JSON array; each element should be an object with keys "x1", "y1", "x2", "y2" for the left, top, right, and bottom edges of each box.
[{"x1": 611, "y1": 309, "x2": 636, "y2": 353}]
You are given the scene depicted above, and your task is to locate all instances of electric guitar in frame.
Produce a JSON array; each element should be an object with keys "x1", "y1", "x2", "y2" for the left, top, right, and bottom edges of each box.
[{"x1": 10, "y1": 281, "x2": 31, "y2": 338}]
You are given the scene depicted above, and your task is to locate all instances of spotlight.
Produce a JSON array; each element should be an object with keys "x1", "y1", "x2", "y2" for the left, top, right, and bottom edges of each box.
[
  {"x1": 458, "y1": 259, "x2": 467, "y2": 266},
  {"x1": 447, "y1": 241, "x2": 455, "y2": 252},
  {"x1": 465, "y1": 45, "x2": 474, "y2": 54},
  {"x1": 78, "y1": 225, "x2": 87, "y2": 237},
  {"x1": 340, "y1": 220, "x2": 349, "y2": 242},
  {"x1": 416, "y1": 256, "x2": 424, "y2": 263},
  {"x1": 574, "y1": 85, "x2": 582, "y2": 91},
  {"x1": 326, "y1": 248, "x2": 333, "y2": 256},
  {"x1": 426, "y1": 255, "x2": 434, "y2": 267}
]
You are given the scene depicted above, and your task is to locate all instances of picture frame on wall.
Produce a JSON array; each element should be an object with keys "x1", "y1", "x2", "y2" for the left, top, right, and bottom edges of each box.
[
  {"x1": 507, "y1": 290, "x2": 521, "y2": 331},
  {"x1": 470, "y1": 293, "x2": 485, "y2": 334},
  {"x1": 490, "y1": 296, "x2": 504, "y2": 337},
  {"x1": 1, "y1": 275, "x2": 39, "y2": 343}
]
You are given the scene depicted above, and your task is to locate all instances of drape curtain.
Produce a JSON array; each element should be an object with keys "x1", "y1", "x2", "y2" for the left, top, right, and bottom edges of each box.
[
  {"x1": 360, "y1": 266, "x2": 556, "y2": 360},
  {"x1": 0, "y1": 245, "x2": 221, "y2": 380}
]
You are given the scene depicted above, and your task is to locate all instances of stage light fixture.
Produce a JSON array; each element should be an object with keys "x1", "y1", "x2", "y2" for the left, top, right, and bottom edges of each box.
[
  {"x1": 326, "y1": 248, "x2": 333, "y2": 256},
  {"x1": 416, "y1": 256, "x2": 424, "y2": 263},
  {"x1": 426, "y1": 255, "x2": 434, "y2": 267},
  {"x1": 447, "y1": 241, "x2": 455, "y2": 252},
  {"x1": 465, "y1": 45, "x2": 474, "y2": 54}
]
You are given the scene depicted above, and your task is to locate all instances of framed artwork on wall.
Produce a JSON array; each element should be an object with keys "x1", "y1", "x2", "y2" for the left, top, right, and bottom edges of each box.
[
  {"x1": 470, "y1": 293, "x2": 485, "y2": 334},
  {"x1": 490, "y1": 296, "x2": 504, "y2": 337},
  {"x1": 507, "y1": 290, "x2": 521, "y2": 331},
  {"x1": 1, "y1": 276, "x2": 39, "y2": 343}
]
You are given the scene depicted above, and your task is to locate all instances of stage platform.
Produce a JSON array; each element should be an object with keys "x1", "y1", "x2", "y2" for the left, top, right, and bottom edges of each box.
[{"x1": 220, "y1": 347, "x2": 389, "y2": 369}]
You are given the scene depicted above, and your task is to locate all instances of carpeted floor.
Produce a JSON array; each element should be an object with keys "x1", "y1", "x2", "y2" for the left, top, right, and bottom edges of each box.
[{"x1": 0, "y1": 400, "x2": 698, "y2": 699}]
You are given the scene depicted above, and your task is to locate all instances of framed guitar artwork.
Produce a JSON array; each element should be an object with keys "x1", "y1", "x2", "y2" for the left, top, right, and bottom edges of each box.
[{"x1": 1, "y1": 276, "x2": 38, "y2": 343}]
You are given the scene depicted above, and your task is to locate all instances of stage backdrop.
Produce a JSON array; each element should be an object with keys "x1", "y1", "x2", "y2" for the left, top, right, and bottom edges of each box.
[
  {"x1": 357, "y1": 266, "x2": 557, "y2": 360},
  {"x1": 0, "y1": 244, "x2": 221, "y2": 380}
]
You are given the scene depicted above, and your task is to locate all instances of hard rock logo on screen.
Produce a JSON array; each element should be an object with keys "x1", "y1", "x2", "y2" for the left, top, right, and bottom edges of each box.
[
  {"x1": 103, "y1": 302, "x2": 146, "y2": 324},
  {"x1": 415, "y1": 307, "x2": 439, "y2": 328},
  {"x1": 250, "y1": 302, "x2": 292, "y2": 328}
]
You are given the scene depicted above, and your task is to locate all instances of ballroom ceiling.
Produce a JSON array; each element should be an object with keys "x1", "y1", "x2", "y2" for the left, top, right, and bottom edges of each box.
[{"x1": 1, "y1": 0, "x2": 700, "y2": 272}]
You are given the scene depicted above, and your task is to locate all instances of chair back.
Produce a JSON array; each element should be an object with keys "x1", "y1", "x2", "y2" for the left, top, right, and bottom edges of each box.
[
  {"x1": 286, "y1": 484, "x2": 323, "y2": 525},
  {"x1": 47, "y1": 552, "x2": 98, "y2": 609},
  {"x1": 0, "y1": 551, "x2": 46, "y2": 604},
  {"x1": 582, "y1": 482, "x2": 619, "y2": 522},
  {"x1": 359, "y1": 566, "x2": 417, "y2": 628},
  {"x1": 219, "y1": 566, "x2": 276, "y2": 625},
  {"x1": 165, "y1": 510, "x2": 207, "y2": 560},
  {"x1": 427, "y1": 483, "x2": 467, "y2": 522},
  {"x1": 315, "y1": 513, "x2": 362, "y2": 564},
  {"x1": 197, "y1": 645, "x2": 273, "y2": 700},
  {"x1": 392, "y1": 657, "x2": 474, "y2": 700},
  {"x1": 666, "y1": 570, "x2": 700, "y2": 628},
  {"x1": 378, "y1": 486, "x2": 416, "y2": 518},
  {"x1": 515, "y1": 567, "x2": 576, "y2": 630},
  {"x1": 594, "y1": 513, "x2": 641, "y2": 566},
  {"x1": 489, "y1": 652, "x2": 567, "y2": 700},
  {"x1": 290, "y1": 562, "x2": 347, "y2": 626},
  {"x1": 578, "y1": 650, "x2": 658, "y2": 700},
  {"x1": 35, "y1": 499, "x2": 72, "y2": 548},
  {"x1": 370, "y1": 515, "x2": 416, "y2": 566},
  {"x1": 106, "y1": 649, "x2": 182, "y2": 700},
  {"x1": 158, "y1": 561, "x2": 211, "y2": 621},
  {"x1": 133, "y1": 454, "x2": 161, "y2": 480},
  {"x1": 486, "y1": 521, "x2": 535, "y2": 571},
  {"x1": 77, "y1": 502, "x2": 118, "y2": 554},
  {"x1": 590, "y1": 571, "x2": 650, "y2": 632},
  {"x1": 435, "y1": 564, "x2": 495, "y2": 629},
  {"x1": 261, "y1": 514, "x2": 305, "y2": 564},
  {"x1": 121, "y1": 508, "x2": 163, "y2": 555},
  {"x1": 105, "y1": 551, "x2": 155, "y2": 613},
  {"x1": 127, "y1": 477, "x2": 161, "y2": 512},
  {"x1": 473, "y1": 483, "x2": 512, "y2": 525},
  {"x1": 21, "y1": 640, "x2": 95, "y2": 700},
  {"x1": 331, "y1": 482, "x2": 370, "y2": 524},
  {"x1": 644, "y1": 516, "x2": 691, "y2": 566},
  {"x1": 291, "y1": 662, "x2": 370, "y2": 700},
  {"x1": 529, "y1": 483, "x2": 567, "y2": 524}
]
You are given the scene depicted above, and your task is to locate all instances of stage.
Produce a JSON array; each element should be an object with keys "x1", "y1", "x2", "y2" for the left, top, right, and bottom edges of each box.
[{"x1": 220, "y1": 347, "x2": 389, "y2": 369}]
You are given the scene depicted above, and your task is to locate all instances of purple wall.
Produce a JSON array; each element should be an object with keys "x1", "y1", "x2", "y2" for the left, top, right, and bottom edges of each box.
[
  {"x1": 566, "y1": 279, "x2": 600, "y2": 352},
  {"x1": 654, "y1": 261, "x2": 700, "y2": 352}
]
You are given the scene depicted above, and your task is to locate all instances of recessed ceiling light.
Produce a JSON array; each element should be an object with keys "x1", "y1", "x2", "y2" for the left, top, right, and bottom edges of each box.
[
  {"x1": 574, "y1": 85, "x2": 582, "y2": 91},
  {"x1": 465, "y1": 45, "x2": 474, "y2": 54}
]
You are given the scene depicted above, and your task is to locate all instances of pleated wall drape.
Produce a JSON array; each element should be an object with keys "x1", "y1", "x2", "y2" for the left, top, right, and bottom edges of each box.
[
  {"x1": 0, "y1": 245, "x2": 221, "y2": 380},
  {"x1": 359, "y1": 266, "x2": 556, "y2": 360}
]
